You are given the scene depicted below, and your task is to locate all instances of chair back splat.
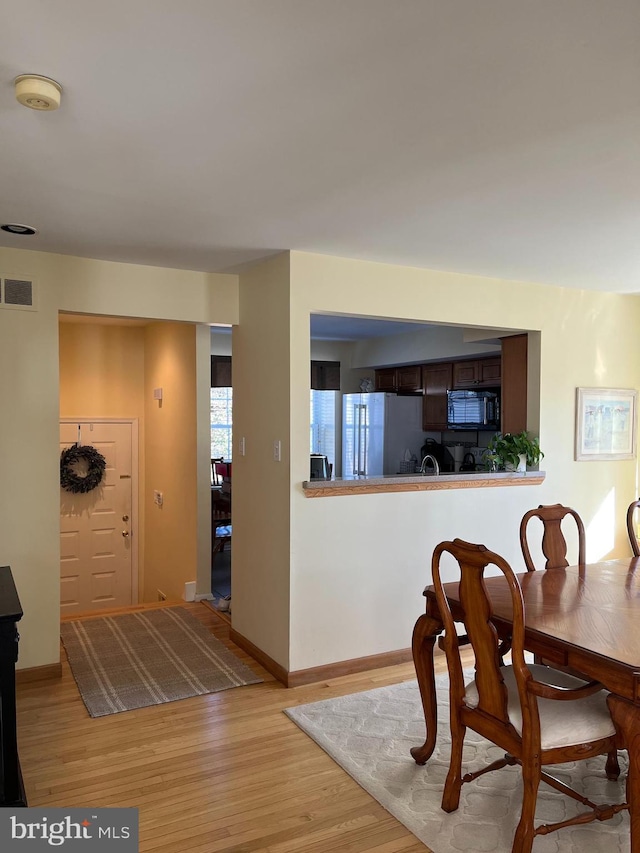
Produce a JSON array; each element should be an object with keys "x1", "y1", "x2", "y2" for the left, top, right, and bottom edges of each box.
[
  {"x1": 627, "y1": 498, "x2": 640, "y2": 557},
  {"x1": 433, "y1": 540, "x2": 526, "y2": 734},
  {"x1": 432, "y1": 538, "x2": 626, "y2": 853},
  {"x1": 519, "y1": 503, "x2": 585, "y2": 572}
]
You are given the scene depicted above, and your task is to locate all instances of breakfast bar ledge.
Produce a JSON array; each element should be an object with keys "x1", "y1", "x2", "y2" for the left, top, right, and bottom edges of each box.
[{"x1": 303, "y1": 470, "x2": 545, "y2": 497}]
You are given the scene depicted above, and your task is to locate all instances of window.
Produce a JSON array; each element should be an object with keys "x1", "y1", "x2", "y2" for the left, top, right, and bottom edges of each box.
[
  {"x1": 310, "y1": 390, "x2": 337, "y2": 469},
  {"x1": 211, "y1": 387, "x2": 233, "y2": 460}
]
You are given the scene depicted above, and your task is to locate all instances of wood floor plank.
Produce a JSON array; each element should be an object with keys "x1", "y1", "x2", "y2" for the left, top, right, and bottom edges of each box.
[{"x1": 17, "y1": 602, "x2": 443, "y2": 853}]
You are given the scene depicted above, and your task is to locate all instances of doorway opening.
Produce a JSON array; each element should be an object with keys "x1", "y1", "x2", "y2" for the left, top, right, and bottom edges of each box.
[
  {"x1": 59, "y1": 313, "x2": 210, "y2": 616},
  {"x1": 60, "y1": 419, "x2": 138, "y2": 616},
  {"x1": 210, "y1": 349, "x2": 233, "y2": 615}
]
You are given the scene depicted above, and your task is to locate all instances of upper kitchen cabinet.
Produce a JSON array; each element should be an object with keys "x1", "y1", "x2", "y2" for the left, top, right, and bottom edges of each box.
[
  {"x1": 374, "y1": 364, "x2": 422, "y2": 393},
  {"x1": 211, "y1": 355, "x2": 232, "y2": 387},
  {"x1": 500, "y1": 334, "x2": 528, "y2": 434},
  {"x1": 397, "y1": 364, "x2": 422, "y2": 392},
  {"x1": 452, "y1": 356, "x2": 501, "y2": 389},
  {"x1": 311, "y1": 360, "x2": 340, "y2": 390},
  {"x1": 375, "y1": 367, "x2": 397, "y2": 391},
  {"x1": 422, "y1": 362, "x2": 452, "y2": 430}
]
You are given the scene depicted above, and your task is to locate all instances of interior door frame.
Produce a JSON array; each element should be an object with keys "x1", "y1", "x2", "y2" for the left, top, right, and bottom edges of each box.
[{"x1": 60, "y1": 417, "x2": 140, "y2": 605}]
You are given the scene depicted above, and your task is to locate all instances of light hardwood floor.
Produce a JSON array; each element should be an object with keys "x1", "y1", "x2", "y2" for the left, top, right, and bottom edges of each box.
[{"x1": 17, "y1": 602, "x2": 450, "y2": 853}]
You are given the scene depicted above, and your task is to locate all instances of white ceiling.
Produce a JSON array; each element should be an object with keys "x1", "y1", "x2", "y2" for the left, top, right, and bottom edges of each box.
[
  {"x1": 2, "y1": 1, "x2": 640, "y2": 293},
  {"x1": 310, "y1": 314, "x2": 432, "y2": 341}
]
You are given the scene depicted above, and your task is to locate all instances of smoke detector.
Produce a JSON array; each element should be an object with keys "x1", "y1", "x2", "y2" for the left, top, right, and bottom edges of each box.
[{"x1": 14, "y1": 74, "x2": 62, "y2": 111}]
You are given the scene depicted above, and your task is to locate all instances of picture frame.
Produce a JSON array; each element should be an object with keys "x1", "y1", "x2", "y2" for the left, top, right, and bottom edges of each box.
[{"x1": 575, "y1": 387, "x2": 638, "y2": 461}]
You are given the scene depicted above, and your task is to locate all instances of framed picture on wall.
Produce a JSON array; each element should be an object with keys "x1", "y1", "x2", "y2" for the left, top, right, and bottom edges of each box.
[{"x1": 575, "y1": 387, "x2": 638, "y2": 461}]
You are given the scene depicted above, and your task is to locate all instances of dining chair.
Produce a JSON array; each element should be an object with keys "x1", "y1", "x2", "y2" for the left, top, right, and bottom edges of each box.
[
  {"x1": 519, "y1": 503, "x2": 585, "y2": 572},
  {"x1": 518, "y1": 502, "x2": 620, "y2": 773},
  {"x1": 627, "y1": 498, "x2": 640, "y2": 557},
  {"x1": 212, "y1": 520, "x2": 231, "y2": 560},
  {"x1": 211, "y1": 465, "x2": 231, "y2": 562},
  {"x1": 432, "y1": 538, "x2": 625, "y2": 853}
]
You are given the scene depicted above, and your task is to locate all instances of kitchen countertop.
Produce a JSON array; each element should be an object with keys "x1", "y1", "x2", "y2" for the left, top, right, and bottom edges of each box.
[{"x1": 302, "y1": 470, "x2": 546, "y2": 497}]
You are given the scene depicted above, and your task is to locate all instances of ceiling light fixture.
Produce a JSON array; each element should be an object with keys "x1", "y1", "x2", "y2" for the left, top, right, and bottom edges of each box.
[
  {"x1": 14, "y1": 74, "x2": 62, "y2": 111},
  {"x1": 1, "y1": 224, "x2": 38, "y2": 236}
]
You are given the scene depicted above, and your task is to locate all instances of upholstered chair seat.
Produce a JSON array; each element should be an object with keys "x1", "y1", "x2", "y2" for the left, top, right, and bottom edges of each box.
[{"x1": 464, "y1": 664, "x2": 616, "y2": 750}]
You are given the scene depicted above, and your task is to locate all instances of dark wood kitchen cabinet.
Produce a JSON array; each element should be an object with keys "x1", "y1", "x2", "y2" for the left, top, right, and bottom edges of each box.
[
  {"x1": 452, "y1": 357, "x2": 501, "y2": 388},
  {"x1": 396, "y1": 365, "x2": 422, "y2": 392},
  {"x1": 374, "y1": 367, "x2": 397, "y2": 391},
  {"x1": 310, "y1": 360, "x2": 340, "y2": 390},
  {"x1": 374, "y1": 365, "x2": 421, "y2": 393},
  {"x1": 210, "y1": 355, "x2": 232, "y2": 387},
  {"x1": 500, "y1": 334, "x2": 528, "y2": 434},
  {"x1": 422, "y1": 362, "x2": 452, "y2": 430}
]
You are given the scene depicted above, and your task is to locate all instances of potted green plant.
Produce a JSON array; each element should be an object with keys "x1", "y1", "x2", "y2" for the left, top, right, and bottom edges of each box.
[{"x1": 485, "y1": 431, "x2": 544, "y2": 472}]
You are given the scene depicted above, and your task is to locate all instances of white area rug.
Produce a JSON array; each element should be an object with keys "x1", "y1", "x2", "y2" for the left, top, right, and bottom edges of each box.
[{"x1": 285, "y1": 674, "x2": 629, "y2": 853}]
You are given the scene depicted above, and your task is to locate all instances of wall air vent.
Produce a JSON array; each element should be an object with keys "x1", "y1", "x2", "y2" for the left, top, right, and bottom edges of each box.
[{"x1": 0, "y1": 277, "x2": 37, "y2": 311}]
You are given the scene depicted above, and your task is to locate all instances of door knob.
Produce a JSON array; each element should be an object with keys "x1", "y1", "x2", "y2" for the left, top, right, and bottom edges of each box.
[
  {"x1": 122, "y1": 514, "x2": 129, "y2": 522},
  {"x1": 122, "y1": 530, "x2": 130, "y2": 538}
]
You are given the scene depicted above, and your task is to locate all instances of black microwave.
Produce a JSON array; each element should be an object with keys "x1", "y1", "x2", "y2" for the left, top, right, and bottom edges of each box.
[{"x1": 447, "y1": 390, "x2": 500, "y2": 430}]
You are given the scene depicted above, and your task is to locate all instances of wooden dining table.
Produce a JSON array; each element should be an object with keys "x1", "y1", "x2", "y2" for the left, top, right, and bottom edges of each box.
[{"x1": 411, "y1": 557, "x2": 640, "y2": 850}]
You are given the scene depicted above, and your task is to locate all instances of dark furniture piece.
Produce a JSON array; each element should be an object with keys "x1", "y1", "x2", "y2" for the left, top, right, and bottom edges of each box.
[
  {"x1": 411, "y1": 557, "x2": 640, "y2": 852},
  {"x1": 0, "y1": 565, "x2": 26, "y2": 806},
  {"x1": 628, "y1": 499, "x2": 640, "y2": 557},
  {"x1": 431, "y1": 540, "x2": 624, "y2": 853},
  {"x1": 211, "y1": 460, "x2": 232, "y2": 564}
]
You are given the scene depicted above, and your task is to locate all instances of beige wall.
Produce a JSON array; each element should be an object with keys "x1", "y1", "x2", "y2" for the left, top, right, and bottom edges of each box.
[
  {"x1": 2, "y1": 243, "x2": 639, "y2": 677},
  {"x1": 59, "y1": 323, "x2": 146, "y2": 418},
  {"x1": 0, "y1": 281, "x2": 60, "y2": 671},
  {"x1": 232, "y1": 253, "x2": 292, "y2": 668},
  {"x1": 56, "y1": 257, "x2": 237, "y2": 325},
  {"x1": 210, "y1": 330, "x2": 233, "y2": 356},
  {"x1": 283, "y1": 251, "x2": 640, "y2": 672},
  {"x1": 0, "y1": 247, "x2": 237, "y2": 668},
  {"x1": 143, "y1": 322, "x2": 198, "y2": 602}
]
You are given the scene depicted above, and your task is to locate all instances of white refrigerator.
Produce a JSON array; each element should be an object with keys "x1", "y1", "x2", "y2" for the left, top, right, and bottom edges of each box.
[{"x1": 342, "y1": 393, "x2": 424, "y2": 477}]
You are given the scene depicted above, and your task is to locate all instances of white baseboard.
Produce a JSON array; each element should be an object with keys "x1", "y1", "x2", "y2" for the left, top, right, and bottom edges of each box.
[{"x1": 195, "y1": 592, "x2": 214, "y2": 601}]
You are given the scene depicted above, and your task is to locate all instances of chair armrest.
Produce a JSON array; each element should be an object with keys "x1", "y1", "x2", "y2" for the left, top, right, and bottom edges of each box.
[
  {"x1": 437, "y1": 633, "x2": 469, "y2": 652},
  {"x1": 527, "y1": 679, "x2": 604, "y2": 701}
]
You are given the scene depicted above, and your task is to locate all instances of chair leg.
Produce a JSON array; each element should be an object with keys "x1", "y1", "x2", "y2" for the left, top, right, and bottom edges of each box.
[
  {"x1": 442, "y1": 715, "x2": 466, "y2": 813},
  {"x1": 512, "y1": 754, "x2": 541, "y2": 853},
  {"x1": 605, "y1": 749, "x2": 621, "y2": 781}
]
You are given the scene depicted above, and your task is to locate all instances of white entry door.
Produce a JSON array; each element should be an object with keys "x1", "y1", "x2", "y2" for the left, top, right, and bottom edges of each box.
[{"x1": 60, "y1": 421, "x2": 136, "y2": 615}]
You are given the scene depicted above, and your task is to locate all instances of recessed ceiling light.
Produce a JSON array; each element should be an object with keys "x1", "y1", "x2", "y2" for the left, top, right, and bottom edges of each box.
[{"x1": 1, "y1": 224, "x2": 38, "y2": 236}]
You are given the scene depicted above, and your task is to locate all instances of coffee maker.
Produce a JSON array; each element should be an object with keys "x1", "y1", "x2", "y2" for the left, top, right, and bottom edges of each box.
[{"x1": 310, "y1": 454, "x2": 332, "y2": 480}]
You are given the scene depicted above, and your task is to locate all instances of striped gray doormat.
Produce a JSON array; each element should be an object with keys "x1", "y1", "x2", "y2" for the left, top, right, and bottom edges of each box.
[{"x1": 60, "y1": 607, "x2": 262, "y2": 717}]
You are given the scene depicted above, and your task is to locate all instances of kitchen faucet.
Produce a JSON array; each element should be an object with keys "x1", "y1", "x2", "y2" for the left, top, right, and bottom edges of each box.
[{"x1": 420, "y1": 454, "x2": 440, "y2": 475}]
